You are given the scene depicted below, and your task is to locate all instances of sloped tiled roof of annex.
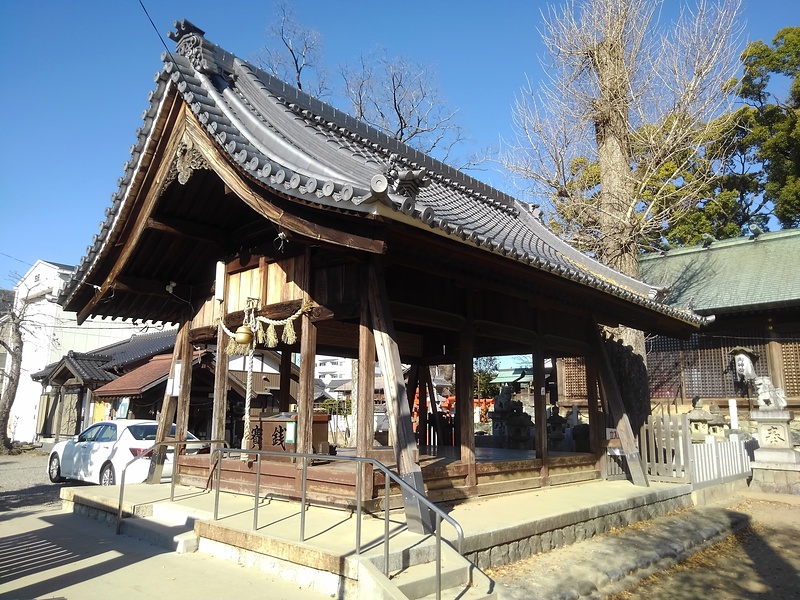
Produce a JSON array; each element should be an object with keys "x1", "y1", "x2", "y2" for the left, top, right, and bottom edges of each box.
[
  {"x1": 30, "y1": 328, "x2": 177, "y2": 383},
  {"x1": 93, "y1": 350, "x2": 208, "y2": 397},
  {"x1": 59, "y1": 19, "x2": 706, "y2": 328},
  {"x1": 640, "y1": 229, "x2": 800, "y2": 315}
]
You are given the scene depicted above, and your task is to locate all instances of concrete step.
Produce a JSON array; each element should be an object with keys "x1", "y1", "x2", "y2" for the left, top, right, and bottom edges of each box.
[
  {"x1": 392, "y1": 559, "x2": 469, "y2": 599},
  {"x1": 119, "y1": 505, "x2": 203, "y2": 554},
  {"x1": 417, "y1": 585, "x2": 498, "y2": 600},
  {"x1": 390, "y1": 548, "x2": 497, "y2": 600}
]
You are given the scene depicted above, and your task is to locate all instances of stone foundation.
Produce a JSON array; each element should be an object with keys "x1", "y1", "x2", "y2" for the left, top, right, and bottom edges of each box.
[
  {"x1": 466, "y1": 491, "x2": 693, "y2": 570},
  {"x1": 749, "y1": 462, "x2": 800, "y2": 495}
]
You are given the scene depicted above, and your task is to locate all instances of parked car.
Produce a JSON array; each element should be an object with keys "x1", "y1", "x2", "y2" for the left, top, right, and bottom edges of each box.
[{"x1": 47, "y1": 419, "x2": 201, "y2": 485}]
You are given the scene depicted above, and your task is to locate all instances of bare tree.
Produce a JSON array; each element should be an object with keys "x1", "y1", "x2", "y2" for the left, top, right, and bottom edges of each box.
[
  {"x1": 506, "y1": 0, "x2": 742, "y2": 271},
  {"x1": 504, "y1": 0, "x2": 742, "y2": 425},
  {"x1": 254, "y1": 2, "x2": 329, "y2": 98},
  {"x1": 0, "y1": 300, "x2": 26, "y2": 453},
  {"x1": 341, "y1": 51, "x2": 466, "y2": 161}
]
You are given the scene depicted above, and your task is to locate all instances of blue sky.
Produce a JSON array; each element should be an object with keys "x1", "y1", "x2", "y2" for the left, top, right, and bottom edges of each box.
[{"x1": 0, "y1": 0, "x2": 796, "y2": 288}]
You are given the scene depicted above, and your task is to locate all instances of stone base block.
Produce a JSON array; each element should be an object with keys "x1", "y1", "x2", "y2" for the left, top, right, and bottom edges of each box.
[
  {"x1": 749, "y1": 461, "x2": 800, "y2": 495},
  {"x1": 753, "y1": 448, "x2": 800, "y2": 464}
]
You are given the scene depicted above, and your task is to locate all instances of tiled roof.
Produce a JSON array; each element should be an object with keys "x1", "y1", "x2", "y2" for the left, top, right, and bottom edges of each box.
[
  {"x1": 640, "y1": 229, "x2": 800, "y2": 314},
  {"x1": 62, "y1": 352, "x2": 115, "y2": 384},
  {"x1": 93, "y1": 350, "x2": 208, "y2": 397},
  {"x1": 59, "y1": 19, "x2": 706, "y2": 329},
  {"x1": 30, "y1": 328, "x2": 176, "y2": 384},
  {"x1": 99, "y1": 328, "x2": 177, "y2": 368}
]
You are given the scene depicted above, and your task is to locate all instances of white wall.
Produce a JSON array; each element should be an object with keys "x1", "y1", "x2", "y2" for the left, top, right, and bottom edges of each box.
[{"x1": 8, "y1": 261, "x2": 145, "y2": 443}]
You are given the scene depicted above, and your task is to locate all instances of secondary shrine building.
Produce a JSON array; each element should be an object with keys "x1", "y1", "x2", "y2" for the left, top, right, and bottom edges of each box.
[{"x1": 59, "y1": 20, "x2": 709, "y2": 505}]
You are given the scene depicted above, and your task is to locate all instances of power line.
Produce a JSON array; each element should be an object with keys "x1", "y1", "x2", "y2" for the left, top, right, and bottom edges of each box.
[{"x1": 0, "y1": 252, "x2": 33, "y2": 267}]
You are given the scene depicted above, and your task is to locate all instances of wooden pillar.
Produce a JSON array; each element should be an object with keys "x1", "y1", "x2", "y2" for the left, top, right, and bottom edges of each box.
[
  {"x1": 211, "y1": 323, "x2": 229, "y2": 451},
  {"x1": 418, "y1": 367, "x2": 431, "y2": 448},
  {"x1": 456, "y1": 329, "x2": 477, "y2": 489},
  {"x1": 54, "y1": 385, "x2": 65, "y2": 443},
  {"x1": 368, "y1": 259, "x2": 431, "y2": 533},
  {"x1": 591, "y1": 320, "x2": 649, "y2": 487},
  {"x1": 175, "y1": 317, "x2": 194, "y2": 448},
  {"x1": 296, "y1": 249, "x2": 316, "y2": 459},
  {"x1": 279, "y1": 349, "x2": 294, "y2": 412},
  {"x1": 356, "y1": 294, "x2": 376, "y2": 500},
  {"x1": 585, "y1": 355, "x2": 602, "y2": 471},
  {"x1": 533, "y1": 327, "x2": 549, "y2": 483},
  {"x1": 149, "y1": 319, "x2": 189, "y2": 483}
]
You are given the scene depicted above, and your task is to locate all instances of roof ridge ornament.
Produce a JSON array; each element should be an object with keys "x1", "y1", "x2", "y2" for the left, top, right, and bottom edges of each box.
[
  {"x1": 387, "y1": 155, "x2": 430, "y2": 201},
  {"x1": 169, "y1": 19, "x2": 219, "y2": 75}
]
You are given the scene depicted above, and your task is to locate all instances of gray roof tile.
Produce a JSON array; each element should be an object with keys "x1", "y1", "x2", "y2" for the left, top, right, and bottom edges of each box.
[
  {"x1": 60, "y1": 19, "x2": 705, "y2": 328},
  {"x1": 640, "y1": 229, "x2": 800, "y2": 314}
]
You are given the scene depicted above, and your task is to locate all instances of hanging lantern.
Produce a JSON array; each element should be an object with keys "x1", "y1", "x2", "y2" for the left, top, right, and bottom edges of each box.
[{"x1": 235, "y1": 325, "x2": 254, "y2": 346}]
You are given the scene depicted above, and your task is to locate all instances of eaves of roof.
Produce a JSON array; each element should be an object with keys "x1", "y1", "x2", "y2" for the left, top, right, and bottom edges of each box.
[{"x1": 59, "y1": 19, "x2": 707, "y2": 331}]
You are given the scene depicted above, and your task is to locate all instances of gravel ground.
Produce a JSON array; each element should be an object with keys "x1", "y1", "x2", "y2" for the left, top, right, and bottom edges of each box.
[
  {"x1": 0, "y1": 450, "x2": 67, "y2": 513},
  {"x1": 488, "y1": 493, "x2": 800, "y2": 599}
]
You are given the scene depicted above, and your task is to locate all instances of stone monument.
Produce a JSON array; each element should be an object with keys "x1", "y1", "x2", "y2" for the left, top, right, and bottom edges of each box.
[{"x1": 748, "y1": 376, "x2": 800, "y2": 494}]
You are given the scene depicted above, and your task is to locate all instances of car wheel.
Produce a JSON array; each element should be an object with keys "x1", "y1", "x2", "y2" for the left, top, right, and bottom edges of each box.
[
  {"x1": 100, "y1": 463, "x2": 115, "y2": 486},
  {"x1": 48, "y1": 454, "x2": 64, "y2": 483}
]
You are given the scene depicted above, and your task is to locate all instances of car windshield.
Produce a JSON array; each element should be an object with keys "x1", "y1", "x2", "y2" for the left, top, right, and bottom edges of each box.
[{"x1": 126, "y1": 423, "x2": 198, "y2": 441}]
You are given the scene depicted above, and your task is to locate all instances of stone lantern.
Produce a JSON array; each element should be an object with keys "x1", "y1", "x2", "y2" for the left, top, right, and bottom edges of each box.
[{"x1": 687, "y1": 396, "x2": 712, "y2": 443}]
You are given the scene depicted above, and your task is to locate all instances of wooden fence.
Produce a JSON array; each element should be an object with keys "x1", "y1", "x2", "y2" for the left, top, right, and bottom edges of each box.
[{"x1": 605, "y1": 414, "x2": 752, "y2": 488}]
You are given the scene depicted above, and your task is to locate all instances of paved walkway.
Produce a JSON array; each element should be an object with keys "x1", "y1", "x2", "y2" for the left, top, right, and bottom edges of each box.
[
  {"x1": 4, "y1": 475, "x2": 786, "y2": 599},
  {"x1": 0, "y1": 505, "x2": 331, "y2": 600}
]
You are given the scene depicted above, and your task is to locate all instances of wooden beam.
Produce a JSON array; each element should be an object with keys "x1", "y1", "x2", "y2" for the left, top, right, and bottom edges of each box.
[
  {"x1": 591, "y1": 320, "x2": 649, "y2": 487},
  {"x1": 145, "y1": 215, "x2": 226, "y2": 247},
  {"x1": 389, "y1": 302, "x2": 465, "y2": 332},
  {"x1": 368, "y1": 259, "x2": 431, "y2": 534},
  {"x1": 473, "y1": 319, "x2": 539, "y2": 345},
  {"x1": 542, "y1": 334, "x2": 591, "y2": 355}
]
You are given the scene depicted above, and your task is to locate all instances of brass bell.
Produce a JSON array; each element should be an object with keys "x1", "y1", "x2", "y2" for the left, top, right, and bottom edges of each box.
[{"x1": 234, "y1": 325, "x2": 253, "y2": 345}]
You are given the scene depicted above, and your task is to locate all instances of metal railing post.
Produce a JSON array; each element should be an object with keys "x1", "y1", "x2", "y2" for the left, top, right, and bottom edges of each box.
[
  {"x1": 436, "y1": 513, "x2": 442, "y2": 600},
  {"x1": 213, "y1": 448, "x2": 223, "y2": 520},
  {"x1": 300, "y1": 455, "x2": 308, "y2": 542},
  {"x1": 384, "y1": 474, "x2": 390, "y2": 575},
  {"x1": 253, "y1": 452, "x2": 262, "y2": 530},
  {"x1": 356, "y1": 460, "x2": 362, "y2": 555}
]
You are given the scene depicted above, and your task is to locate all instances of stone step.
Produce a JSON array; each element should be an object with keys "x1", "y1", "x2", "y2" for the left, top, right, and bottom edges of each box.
[
  {"x1": 119, "y1": 510, "x2": 200, "y2": 554},
  {"x1": 390, "y1": 550, "x2": 496, "y2": 600}
]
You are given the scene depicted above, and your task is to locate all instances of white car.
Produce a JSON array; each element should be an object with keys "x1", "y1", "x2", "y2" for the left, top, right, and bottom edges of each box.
[{"x1": 47, "y1": 419, "x2": 201, "y2": 486}]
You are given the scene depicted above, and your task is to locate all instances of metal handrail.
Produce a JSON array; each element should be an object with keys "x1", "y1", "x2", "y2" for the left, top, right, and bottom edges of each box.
[
  {"x1": 116, "y1": 438, "x2": 228, "y2": 534},
  {"x1": 211, "y1": 447, "x2": 464, "y2": 598}
]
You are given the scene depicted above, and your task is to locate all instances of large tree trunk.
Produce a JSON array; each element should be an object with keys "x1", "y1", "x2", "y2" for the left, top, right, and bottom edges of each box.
[
  {"x1": 592, "y1": 30, "x2": 650, "y2": 431},
  {"x1": 0, "y1": 312, "x2": 23, "y2": 452}
]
